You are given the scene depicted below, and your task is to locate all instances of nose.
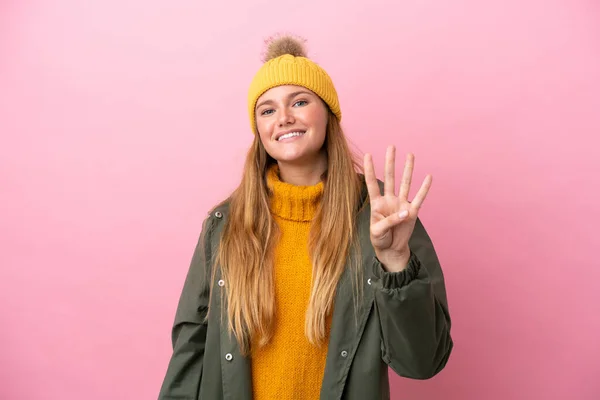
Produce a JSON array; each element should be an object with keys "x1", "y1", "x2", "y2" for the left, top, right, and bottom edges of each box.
[{"x1": 278, "y1": 107, "x2": 295, "y2": 126}]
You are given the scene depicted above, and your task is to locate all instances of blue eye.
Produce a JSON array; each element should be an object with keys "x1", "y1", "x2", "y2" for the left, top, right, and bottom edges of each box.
[
  {"x1": 261, "y1": 109, "x2": 274, "y2": 116},
  {"x1": 294, "y1": 100, "x2": 308, "y2": 107}
]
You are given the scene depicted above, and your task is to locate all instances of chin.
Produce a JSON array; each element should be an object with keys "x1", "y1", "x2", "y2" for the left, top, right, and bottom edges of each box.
[{"x1": 273, "y1": 155, "x2": 305, "y2": 164}]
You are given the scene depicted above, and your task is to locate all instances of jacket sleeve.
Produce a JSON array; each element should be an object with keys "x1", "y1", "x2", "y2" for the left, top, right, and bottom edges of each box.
[
  {"x1": 158, "y1": 215, "x2": 214, "y2": 400},
  {"x1": 370, "y1": 217, "x2": 453, "y2": 379}
]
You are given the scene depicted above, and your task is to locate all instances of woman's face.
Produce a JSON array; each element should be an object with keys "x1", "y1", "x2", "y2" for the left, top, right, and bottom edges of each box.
[{"x1": 255, "y1": 85, "x2": 328, "y2": 166}]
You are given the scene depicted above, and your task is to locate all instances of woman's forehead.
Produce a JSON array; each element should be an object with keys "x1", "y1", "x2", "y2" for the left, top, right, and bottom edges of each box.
[{"x1": 257, "y1": 85, "x2": 316, "y2": 102}]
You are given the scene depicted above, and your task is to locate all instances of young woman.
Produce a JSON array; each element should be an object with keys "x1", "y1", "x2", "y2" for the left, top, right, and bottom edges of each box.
[{"x1": 158, "y1": 35, "x2": 452, "y2": 400}]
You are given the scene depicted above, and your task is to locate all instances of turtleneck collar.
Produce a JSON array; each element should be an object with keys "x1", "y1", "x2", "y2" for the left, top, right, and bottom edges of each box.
[{"x1": 265, "y1": 164, "x2": 324, "y2": 222}]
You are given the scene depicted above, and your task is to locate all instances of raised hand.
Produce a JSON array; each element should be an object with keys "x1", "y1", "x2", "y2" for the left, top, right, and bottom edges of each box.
[{"x1": 363, "y1": 146, "x2": 432, "y2": 272}]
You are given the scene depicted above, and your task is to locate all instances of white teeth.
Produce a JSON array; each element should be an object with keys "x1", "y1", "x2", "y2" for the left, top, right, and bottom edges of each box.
[{"x1": 277, "y1": 131, "x2": 305, "y2": 141}]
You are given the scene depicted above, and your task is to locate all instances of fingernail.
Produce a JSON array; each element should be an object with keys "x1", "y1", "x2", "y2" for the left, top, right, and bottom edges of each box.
[{"x1": 398, "y1": 210, "x2": 408, "y2": 218}]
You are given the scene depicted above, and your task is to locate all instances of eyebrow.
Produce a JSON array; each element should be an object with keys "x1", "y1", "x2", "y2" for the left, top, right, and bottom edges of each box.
[{"x1": 255, "y1": 90, "x2": 312, "y2": 110}]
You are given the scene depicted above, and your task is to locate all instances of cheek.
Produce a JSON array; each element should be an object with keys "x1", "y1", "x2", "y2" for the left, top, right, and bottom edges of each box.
[
  {"x1": 257, "y1": 124, "x2": 278, "y2": 159},
  {"x1": 309, "y1": 108, "x2": 328, "y2": 136},
  {"x1": 256, "y1": 118, "x2": 272, "y2": 141}
]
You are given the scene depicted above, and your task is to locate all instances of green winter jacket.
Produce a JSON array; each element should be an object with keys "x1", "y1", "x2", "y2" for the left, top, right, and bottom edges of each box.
[{"x1": 158, "y1": 181, "x2": 453, "y2": 400}]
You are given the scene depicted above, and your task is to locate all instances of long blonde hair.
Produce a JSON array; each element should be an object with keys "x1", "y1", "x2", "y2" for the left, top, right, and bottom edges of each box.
[{"x1": 209, "y1": 112, "x2": 364, "y2": 355}]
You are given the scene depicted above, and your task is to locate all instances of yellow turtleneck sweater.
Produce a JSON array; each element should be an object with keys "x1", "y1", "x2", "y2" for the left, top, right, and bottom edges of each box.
[{"x1": 251, "y1": 165, "x2": 332, "y2": 400}]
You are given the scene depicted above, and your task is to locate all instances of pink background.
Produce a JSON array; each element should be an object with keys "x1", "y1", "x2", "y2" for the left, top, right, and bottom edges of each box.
[{"x1": 1, "y1": 0, "x2": 599, "y2": 399}]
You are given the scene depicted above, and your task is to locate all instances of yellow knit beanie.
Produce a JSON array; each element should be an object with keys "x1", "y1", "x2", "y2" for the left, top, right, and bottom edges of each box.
[{"x1": 247, "y1": 35, "x2": 341, "y2": 134}]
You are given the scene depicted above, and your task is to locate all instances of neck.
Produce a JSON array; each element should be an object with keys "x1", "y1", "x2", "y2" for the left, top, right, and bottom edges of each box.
[{"x1": 277, "y1": 151, "x2": 328, "y2": 186}]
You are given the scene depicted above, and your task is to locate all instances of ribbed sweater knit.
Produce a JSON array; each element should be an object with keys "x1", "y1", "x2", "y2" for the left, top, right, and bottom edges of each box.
[{"x1": 251, "y1": 165, "x2": 331, "y2": 399}]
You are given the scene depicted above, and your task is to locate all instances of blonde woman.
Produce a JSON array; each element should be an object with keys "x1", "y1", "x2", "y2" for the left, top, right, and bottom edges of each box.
[{"x1": 158, "y1": 35, "x2": 453, "y2": 400}]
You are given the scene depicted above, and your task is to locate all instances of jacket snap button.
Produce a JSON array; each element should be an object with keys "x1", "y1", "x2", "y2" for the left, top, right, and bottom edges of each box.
[
  {"x1": 215, "y1": 211, "x2": 223, "y2": 219},
  {"x1": 225, "y1": 353, "x2": 233, "y2": 361},
  {"x1": 218, "y1": 279, "x2": 225, "y2": 287},
  {"x1": 367, "y1": 278, "x2": 372, "y2": 285},
  {"x1": 341, "y1": 350, "x2": 348, "y2": 358}
]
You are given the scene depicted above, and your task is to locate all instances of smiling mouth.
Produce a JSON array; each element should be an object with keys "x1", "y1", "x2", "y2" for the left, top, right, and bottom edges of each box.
[{"x1": 276, "y1": 131, "x2": 306, "y2": 141}]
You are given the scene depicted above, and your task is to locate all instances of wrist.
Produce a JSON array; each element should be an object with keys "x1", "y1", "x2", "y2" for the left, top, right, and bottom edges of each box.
[{"x1": 377, "y1": 248, "x2": 411, "y2": 273}]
